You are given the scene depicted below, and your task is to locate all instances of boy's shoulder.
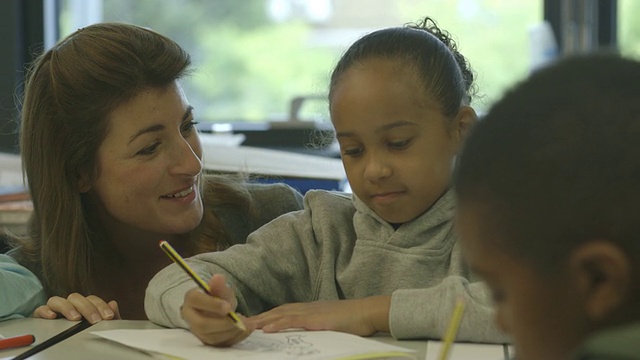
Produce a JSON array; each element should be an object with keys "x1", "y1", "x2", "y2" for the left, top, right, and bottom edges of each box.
[{"x1": 573, "y1": 323, "x2": 640, "y2": 360}]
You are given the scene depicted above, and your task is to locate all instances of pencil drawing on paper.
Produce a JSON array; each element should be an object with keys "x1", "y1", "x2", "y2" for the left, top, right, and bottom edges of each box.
[{"x1": 235, "y1": 333, "x2": 321, "y2": 357}]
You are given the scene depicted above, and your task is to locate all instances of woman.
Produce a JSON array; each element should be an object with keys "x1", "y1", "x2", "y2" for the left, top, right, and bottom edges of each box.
[{"x1": 10, "y1": 23, "x2": 303, "y2": 321}]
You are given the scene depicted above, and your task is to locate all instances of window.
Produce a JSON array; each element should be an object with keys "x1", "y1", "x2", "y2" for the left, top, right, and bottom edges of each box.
[
  {"x1": 619, "y1": 0, "x2": 640, "y2": 58},
  {"x1": 58, "y1": 0, "x2": 542, "y2": 123}
]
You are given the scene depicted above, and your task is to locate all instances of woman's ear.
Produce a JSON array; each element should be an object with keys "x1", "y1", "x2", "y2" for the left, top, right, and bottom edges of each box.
[
  {"x1": 569, "y1": 240, "x2": 631, "y2": 322},
  {"x1": 77, "y1": 168, "x2": 92, "y2": 193},
  {"x1": 452, "y1": 106, "x2": 477, "y2": 149}
]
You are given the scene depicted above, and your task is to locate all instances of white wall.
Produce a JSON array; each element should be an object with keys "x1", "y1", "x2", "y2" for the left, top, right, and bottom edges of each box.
[{"x1": 0, "y1": 153, "x2": 23, "y2": 187}]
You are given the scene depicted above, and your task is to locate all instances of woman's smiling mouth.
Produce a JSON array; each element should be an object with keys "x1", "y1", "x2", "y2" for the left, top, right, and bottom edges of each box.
[{"x1": 163, "y1": 186, "x2": 194, "y2": 199}]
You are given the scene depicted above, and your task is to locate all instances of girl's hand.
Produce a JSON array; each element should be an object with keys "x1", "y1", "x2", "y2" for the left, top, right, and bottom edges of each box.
[
  {"x1": 33, "y1": 293, "x2": 120, "y2": 324},
  {"x1": 249, "y1": 296, "x2": 391, "y2": 336},
  {"x1": 181, "y1": 274, "x2": 254, "y2": 347}
]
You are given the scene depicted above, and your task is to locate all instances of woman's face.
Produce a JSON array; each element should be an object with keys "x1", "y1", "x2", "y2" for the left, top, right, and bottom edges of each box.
[{"x1": 84, "y1": 81, "x2": 204, "y2": 239}]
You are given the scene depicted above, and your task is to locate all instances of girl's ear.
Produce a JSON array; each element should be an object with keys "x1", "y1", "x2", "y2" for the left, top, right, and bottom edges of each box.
[
  {"x1": 569, "y1": 240, "x2": 631, "y2": 322},
  {"x1": 452, "y1": 105, "x2": 478, "y2": 149}
]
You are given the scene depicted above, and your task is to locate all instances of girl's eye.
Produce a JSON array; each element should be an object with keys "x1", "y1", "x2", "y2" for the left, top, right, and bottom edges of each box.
[
  {"x1": 181, "y1": 120, "x2": 199, "y2": 134},
  {"x1": 388, "y1": 139, "x2": 411, "y2": 150},
  {"x1": 137, "y1": 142, "x2": 160, "y2": 156},
  {"x1": 341, "y1": 147, "x2": 363, "y2": 157}
]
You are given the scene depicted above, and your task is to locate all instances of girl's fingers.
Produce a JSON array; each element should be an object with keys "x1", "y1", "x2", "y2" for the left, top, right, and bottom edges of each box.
[
  {"x1": 208, "y1": 274, "x2": 236, "y2": 308},
  {"x1": 184, "y1": 287, "x2": 232, "y2": 316},
  {"x1": 188, "y1": 313, "x2": 254, "y2": 347},
  {"x1": 182, "y1": 292, "x2": 236, "y2": 332},
  {"x1": 182, "y1": 287, "x2": 254, "y2": 347},
  {"x1": 215, "y1": 325, "x2": 254, "y2": 347}
]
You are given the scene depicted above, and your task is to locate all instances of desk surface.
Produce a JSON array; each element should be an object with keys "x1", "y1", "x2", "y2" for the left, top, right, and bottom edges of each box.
[
  {"x1": 0, "y1": 319, "x2": 164, "y2": 360},
  {"x1": 0, "y1": 318, "x2": 431, "y2": 360}
]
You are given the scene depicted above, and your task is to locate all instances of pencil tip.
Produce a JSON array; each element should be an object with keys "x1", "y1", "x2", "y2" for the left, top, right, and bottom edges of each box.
[{"x1": 236, "y1": 321, "x2": 247, "y2": 332}]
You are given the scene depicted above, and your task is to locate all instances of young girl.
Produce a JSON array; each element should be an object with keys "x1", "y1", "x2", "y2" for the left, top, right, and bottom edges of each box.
[
  {"x1": 455, "y1": 55, "x2": 640, "y2": 360},
  {"x1": 145, "y1": 17, "x2": 505, "y2": 345},
  {"x1": 10, "y1": 23, "x2": 303, "y2": 322}
]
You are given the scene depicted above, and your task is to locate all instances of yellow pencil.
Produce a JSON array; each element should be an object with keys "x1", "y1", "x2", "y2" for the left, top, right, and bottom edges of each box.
[
  {"x1": 438, "y1": 297, "x2": 466, "y2": 360},
  {"x1": 159, "y1": 240, "x2": 246, "y2": 331}
]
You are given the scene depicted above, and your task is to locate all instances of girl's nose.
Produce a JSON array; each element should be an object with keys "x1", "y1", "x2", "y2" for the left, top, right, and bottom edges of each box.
[{"x1": 363, "y1": 153, "x2": 392, "y2": 182}]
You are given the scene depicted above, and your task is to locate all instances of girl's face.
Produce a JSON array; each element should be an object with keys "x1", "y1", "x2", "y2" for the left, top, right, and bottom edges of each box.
[
  {"x1": 84, "y1": 81, "x2": 204, "y2": 240},
  {"x1": 330, "y1": 58, "x2": 473, "y2": 224},
  {"x1": 455, "y1": 202, "x2": 589, "y2": 360}
]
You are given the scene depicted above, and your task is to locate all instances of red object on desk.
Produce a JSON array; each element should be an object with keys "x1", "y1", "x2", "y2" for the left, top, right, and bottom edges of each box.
[{"x1": 0, "y1": 334, "x2": 35, "y2": 350}]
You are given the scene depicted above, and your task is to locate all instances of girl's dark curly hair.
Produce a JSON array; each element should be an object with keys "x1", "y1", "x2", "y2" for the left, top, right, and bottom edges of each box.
[{"x1": 329, "y1": 16, "x2": 476, "y2": 119}]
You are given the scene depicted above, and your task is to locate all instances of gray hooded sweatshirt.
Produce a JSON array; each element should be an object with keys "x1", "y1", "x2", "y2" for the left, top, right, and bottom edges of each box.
[{"x1": 145, "y1": 189, "x2": 507, "y2": 343}]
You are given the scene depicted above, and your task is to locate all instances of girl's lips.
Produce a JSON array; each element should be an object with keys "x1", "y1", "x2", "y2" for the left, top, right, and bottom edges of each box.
[{"x1": 371, "y1": 191, "x2": 405, "y2": 202}]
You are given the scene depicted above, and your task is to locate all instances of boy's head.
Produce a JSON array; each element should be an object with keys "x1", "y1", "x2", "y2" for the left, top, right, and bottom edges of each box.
[{"x1": 454, "y1": 54, "x2": 640, "y2": 360}]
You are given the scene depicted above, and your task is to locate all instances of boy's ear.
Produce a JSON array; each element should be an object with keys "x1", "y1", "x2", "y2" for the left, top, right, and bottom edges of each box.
[
  {"x1": 569, "y1": 240, "x2": 631, "y2": 322},
  {"x1": 452, "y1": 106, "x2": 478, "y2": 148}
]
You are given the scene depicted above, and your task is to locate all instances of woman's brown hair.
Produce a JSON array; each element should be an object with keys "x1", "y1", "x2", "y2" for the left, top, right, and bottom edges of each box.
[{"x1": 15, "y1": 23, "x2": 251, "y2": 296}]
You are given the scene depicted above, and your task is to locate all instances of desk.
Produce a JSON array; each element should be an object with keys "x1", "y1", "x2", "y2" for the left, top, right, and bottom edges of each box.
[
  {"x1": 0, "y1": 319, "x2": 429, "y2": 360},
  {"x1": 199, "y1": 137, "x2": 348, "y2": 193},
  {"x1": 0, "y1": 319, "x2": 164, "y2": 360}
]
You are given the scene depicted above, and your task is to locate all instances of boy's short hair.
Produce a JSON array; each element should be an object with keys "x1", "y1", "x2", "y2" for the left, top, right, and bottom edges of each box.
[{"x1": 454, "y1": 54, "x2": 640, "y2": 276}]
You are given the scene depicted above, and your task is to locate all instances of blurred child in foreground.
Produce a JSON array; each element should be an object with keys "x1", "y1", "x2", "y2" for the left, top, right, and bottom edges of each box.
[{"x1": 455, "y1": 54, "x2": 640, "y2": 360}]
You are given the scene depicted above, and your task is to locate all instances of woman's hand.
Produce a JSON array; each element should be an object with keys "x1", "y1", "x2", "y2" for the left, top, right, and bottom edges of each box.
[
  {"x1": 249, "y1": 296, "x2": 391, "y2": 336},
  {"x1": 33, "y1": 293, "x2": 120, "y2": 324},
  {"x1": 181, "y1": 274, "x2": 254, "y2": 347}
]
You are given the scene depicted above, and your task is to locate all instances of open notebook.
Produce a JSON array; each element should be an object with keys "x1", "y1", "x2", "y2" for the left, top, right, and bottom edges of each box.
[{"x1": 93, "y1": 329, "x2": 417, "y2": 360}]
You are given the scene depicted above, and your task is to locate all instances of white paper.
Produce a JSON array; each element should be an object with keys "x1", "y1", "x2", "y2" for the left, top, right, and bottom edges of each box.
[
  {"x1": 199, "y1": 135, "x2": 345, "y2": 180},
  {"x1": 92, "y1": 329, "x2": 416, "y2": 360},
  {"x1": 425, "y1": 341, "x2": 508, "y2": 360}
]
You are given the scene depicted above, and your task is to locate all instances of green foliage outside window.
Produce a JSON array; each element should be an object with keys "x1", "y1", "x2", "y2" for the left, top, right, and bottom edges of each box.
[{"x1": 59, "y1": 1, "x2": 556, "y2": 123}]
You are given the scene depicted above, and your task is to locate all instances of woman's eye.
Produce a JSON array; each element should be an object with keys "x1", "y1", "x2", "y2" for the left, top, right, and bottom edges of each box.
[
  {"x1": 389, "y1": 139, "x2": 411, "y2": 150},
  {"x1": 137, "y1": 142, "x2": 160, "y2": 156},
  {"x1": 181, "y1": 120, "x2": 199, "y2": 134}
]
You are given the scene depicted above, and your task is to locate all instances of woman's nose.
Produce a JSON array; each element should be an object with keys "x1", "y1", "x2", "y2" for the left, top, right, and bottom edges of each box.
[{"x1": 170, "y1": 138, "x2": 203, "y2": 176}]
